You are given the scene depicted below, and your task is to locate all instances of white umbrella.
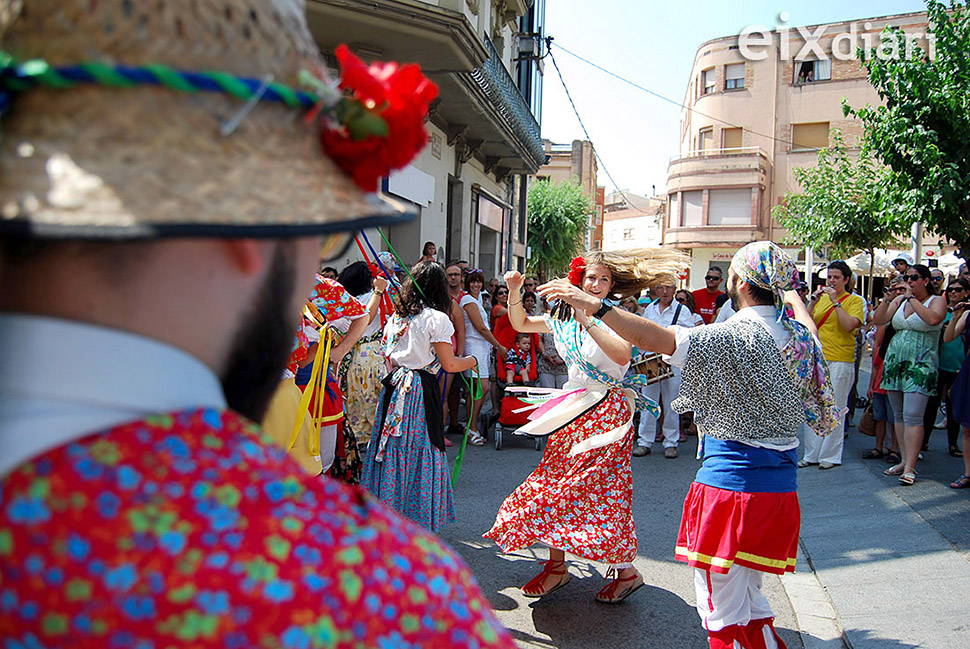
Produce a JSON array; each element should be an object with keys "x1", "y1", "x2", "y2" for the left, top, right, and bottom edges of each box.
[
  {"x1": 935, "y1": 251, "x2": 966, "y2": 277},
  {"x1": 843, "y1": 251, "x2": 895, "y2": 275}
]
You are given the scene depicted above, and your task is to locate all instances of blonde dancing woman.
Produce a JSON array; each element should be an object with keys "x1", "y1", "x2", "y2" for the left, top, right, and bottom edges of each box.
[{"x1": 485, "y1": 248, "x2": 686, "y2": 603}]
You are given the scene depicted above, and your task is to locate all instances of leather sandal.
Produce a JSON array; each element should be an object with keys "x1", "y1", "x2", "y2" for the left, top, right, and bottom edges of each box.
[
  {"x1": 522, "y1": 560, "x2": 570, "y2": 598},
  {"x1": 950, "y1": 474, "x2": 970, "y2": 489},
  {"x1": 594, "y1": 567, "x2": 644, "y2": 604}
]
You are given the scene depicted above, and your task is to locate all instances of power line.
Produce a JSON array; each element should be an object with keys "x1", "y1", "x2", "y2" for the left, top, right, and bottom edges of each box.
[
  {"x1": 546, "y1": 44, "x2": 659, "y2": 219},
  {"x1": 549, "y1": 40, "x2": 800, "y2": 150}
]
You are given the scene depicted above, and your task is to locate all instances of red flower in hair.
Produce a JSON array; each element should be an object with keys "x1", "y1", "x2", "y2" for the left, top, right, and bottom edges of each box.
[
  {"x1": 321, "y1": 45, "x2": 439, "y2": 192},
  {"x1": 567, "y1": 256, "x2": 586, "y2": 286}
]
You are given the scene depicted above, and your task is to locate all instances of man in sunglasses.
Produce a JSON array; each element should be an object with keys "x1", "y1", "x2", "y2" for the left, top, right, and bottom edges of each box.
[
  {"x1": 930, "y1": 268, "x2": 946, "y2": 291},
  {"x1": 692, "y1": 265, "x2": 725, "y2": 324}
]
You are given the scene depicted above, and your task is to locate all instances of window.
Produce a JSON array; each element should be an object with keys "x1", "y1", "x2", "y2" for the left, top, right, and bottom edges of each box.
[
  {"x1": 698, "y1": 127, "x2": 714, "y2": 152},
  {"x1": 668, "y1": 193, "x2": 679, "y2": 228},
  {"x1": 725, "y1": 63, "x2": 745, "y2": 90},
  {"x1": 683, "y1": 191, "x2": 704, "y2": 227},
  {"x1": 708, "y1": 189, "x2": 752, "y2": 225},
  {"x1": 623, "y1": 228, "x2": 634, "y2": 240},
  {"x1": 791, "y1": 122, "x2": 830, "y2": 150},
  {"x1": 722, "y1": 127, "x2": 743, "y2": 152},
  {"x1": 795, "y1": 59, "x2": 831, "y2": 84},
  {"x1": 701, "y1": 68, "x2": 715, "y2": 95}
]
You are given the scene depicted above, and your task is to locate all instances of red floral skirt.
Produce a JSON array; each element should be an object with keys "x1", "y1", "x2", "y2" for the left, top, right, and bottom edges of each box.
[
  {"x1": 484, "y1": 388, "x2": 637, "y2": 564},
  {"x1": 675, "y1": 482, "x2": 800, "y2": 575}
]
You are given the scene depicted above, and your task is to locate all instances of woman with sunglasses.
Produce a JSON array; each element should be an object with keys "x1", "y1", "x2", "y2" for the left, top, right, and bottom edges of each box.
[
  {"x1": 490, "y1": 285, "x2": 510, "y2": 327},
  {"x1": 872, "y1": 264, "x2": 947, "y2": 485}
]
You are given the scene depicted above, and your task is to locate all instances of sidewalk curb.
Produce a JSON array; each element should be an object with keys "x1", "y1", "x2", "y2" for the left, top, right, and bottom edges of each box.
[{"x1": 780, "y1": 543, "x2": 848, "y2": 649}]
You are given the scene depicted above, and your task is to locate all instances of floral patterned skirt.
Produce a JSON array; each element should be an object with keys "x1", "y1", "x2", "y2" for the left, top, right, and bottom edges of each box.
[
  {"x1": 484, "y1": 388, "x2": 637, "y2": 564},
  {"x1": 360, "y1": 380, "x2": 455, "y2": 532},
  {"x1": 343, "y1": 335, "x2": 386, "y2": 446}
]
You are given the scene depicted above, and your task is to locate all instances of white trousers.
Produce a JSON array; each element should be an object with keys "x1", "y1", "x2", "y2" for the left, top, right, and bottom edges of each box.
[
  {"x1": 638, "y1": 369, "x2": 682, "y2": 448},
  {"x1": 801, "y1": 360, "x2": 853, "y2": 465},
  {"x1": 319, "y1": 424, "x2": 337, "y2": 473},
  {"x1": 694, "y1": 565, "x2": 774, "y2": 633}
]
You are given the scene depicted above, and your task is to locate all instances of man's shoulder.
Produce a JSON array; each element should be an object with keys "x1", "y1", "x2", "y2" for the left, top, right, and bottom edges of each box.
[{"x1": 0, "y1": 409, "x2": 514, "y2": 648}]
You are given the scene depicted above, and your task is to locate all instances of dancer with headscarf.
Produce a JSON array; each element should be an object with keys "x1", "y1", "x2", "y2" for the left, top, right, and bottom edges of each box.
[
  {"x1": 485, "y1": 248, "x2": 687, "y2": 604},
  {"x1": 540, "y1": 242, "x2": 839, "y2": 648}
]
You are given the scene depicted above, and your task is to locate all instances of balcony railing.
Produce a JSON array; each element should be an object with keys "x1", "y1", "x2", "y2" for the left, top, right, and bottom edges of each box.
[
  {"x1": 668, "y1": 146, "x2": 767, "y2": 163},
  {"x1": 468, "y1": 36, "x2": 545, "y2": 169}
]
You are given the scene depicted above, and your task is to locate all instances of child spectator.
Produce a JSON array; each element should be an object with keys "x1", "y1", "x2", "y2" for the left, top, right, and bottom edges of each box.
[{"x1": 505, "y1": 332, "x2": 533, "y2": 383}]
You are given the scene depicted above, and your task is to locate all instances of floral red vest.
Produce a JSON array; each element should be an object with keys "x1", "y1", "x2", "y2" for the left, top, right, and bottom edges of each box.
[{"x1": 0, "y1": 408, "x2": 513, "y2": 648}]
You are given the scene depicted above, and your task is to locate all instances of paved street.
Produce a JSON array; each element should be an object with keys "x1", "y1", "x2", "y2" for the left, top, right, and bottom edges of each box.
[
  {"x1": 439, "y1": 427, "x2": 799, "y2": 649},
  {"x1": 435, "y1": 362, "x2": 970, "y2": 648}
]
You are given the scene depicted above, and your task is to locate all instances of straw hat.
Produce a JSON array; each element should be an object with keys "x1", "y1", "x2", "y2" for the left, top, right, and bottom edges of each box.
[{"x1": 0, "y1": 0, "x2": 417, "y2": 239}]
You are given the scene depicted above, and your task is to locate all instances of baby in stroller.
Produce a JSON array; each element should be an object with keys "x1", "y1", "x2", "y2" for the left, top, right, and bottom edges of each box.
[
  {"x1": 504, "y1": 332, "x2": 534, "y2": 385},
  {"x1": 485, "y1": 332, "x2": 543, "y2": 450}
]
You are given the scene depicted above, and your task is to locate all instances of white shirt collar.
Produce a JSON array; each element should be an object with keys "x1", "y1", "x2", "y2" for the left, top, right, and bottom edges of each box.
[
  {"x1": 0, "y1": 314, "x2": 226, "y2": 475},
  {"x1": 729, "y1": 305, "x2": 791, "y2": 349}
]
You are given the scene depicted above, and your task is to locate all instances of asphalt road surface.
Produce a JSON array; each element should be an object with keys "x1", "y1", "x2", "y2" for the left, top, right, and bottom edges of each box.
[{"x1": 438, "y1": 427, "x2": 801, "y2": 649}]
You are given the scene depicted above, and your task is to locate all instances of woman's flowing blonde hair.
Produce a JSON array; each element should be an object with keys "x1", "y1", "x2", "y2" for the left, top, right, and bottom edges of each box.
[{"x1": 581, "y1": 248, "x2": 690, "y2": 299}]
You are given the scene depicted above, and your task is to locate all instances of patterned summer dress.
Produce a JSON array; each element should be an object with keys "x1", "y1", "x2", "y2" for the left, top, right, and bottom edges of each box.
[
  {"x1": 484, "y1": 317, "x2": 639, "y2": 565},
  {"x1": 881, "y1": 296, "x2": 943, "y2": 395}
]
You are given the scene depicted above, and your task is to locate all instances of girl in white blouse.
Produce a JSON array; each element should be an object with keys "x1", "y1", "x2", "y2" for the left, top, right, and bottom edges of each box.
[{"x1": 360, "y1": 262, "x2": 477, "y2": 531}]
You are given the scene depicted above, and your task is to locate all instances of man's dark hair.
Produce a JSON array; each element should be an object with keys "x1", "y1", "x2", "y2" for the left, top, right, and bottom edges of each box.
[
  {"x1": 337, "y1": 261, "x2": 373, "y2": 297},
  {"x1": 827, "y1": 260, "x2": 853, "y2": 288},
  {"x1": 747, "y1": 283, "x2": 775, "y2": 306},
  {"x1": 708, "y1": 265, "x2": 723, "y2": 277},
  {"x1": 394, "y1": 261, "x2": 451, "y2": 316}
]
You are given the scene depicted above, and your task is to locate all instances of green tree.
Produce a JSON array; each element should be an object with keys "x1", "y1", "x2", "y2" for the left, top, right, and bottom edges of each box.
[
  {"x1": 845, "y1": 0, "x2": 970, "y2": 263},
  {"x1": 773, "y1": 130, "x2": 909, "y2": 301},
  {"x1": 526, "y1": 179, "x2": 592, "y2": 279}
]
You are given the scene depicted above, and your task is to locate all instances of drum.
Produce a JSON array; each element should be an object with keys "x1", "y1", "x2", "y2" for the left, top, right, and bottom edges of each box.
[{"x1": 630, "y1": 352, "x2": 674, "y2": 384}]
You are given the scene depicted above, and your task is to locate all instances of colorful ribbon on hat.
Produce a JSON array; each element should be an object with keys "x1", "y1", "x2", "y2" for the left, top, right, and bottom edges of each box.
[{"x1": 0, "y1": 45, "x2": 438, "y2": 193}]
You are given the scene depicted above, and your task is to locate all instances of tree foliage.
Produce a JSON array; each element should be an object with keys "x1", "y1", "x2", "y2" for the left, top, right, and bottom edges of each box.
[
  {"x1": 845, "y1": 0, "x2": 970, "y2": 262},
  {"x1": 773, "y1": 130, "x2": 910, "y2": 300},
  {"x1": 526, "y1": 179, "x2": 592, "y2": 279}
]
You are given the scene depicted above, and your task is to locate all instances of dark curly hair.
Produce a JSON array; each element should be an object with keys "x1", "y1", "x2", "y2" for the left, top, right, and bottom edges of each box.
[
  {"x1": 394, "y1": 261, "x2": 451, "y2": 317},
  {"x1": 337, "y1": 261, "x2": 373, "y2": 297}
]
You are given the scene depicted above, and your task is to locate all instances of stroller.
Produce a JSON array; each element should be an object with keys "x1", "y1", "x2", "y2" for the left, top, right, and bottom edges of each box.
[{"x1": 478, "y1": 335, "x2": 544, "y2": 451}]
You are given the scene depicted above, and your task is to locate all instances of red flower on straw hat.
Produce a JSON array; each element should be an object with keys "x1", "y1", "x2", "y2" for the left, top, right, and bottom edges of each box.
[
  {"x1": 321, "y1": 45, "x2": 439, "y2": 192},
  {"x1": 568, "y1": 256, "x2": 586, "y2": 286}
]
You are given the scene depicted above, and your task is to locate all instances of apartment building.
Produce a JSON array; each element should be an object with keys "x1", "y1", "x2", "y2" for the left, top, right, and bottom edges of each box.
[
  {"x1": 665, "y1": 11, "x2": 933, "y2": 289},
  {"x1": 533, "y1": 139, "x2": 605, "y2": 250},
  {"x1": 602, "y1": 191, "x2": 664, "y2": 252},
  {"x1": 308, "y1": 0, "x2": 546, "y2": 277}
]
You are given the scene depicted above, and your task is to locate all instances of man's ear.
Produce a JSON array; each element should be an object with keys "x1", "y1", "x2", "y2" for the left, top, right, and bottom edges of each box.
[{"x1": 222, "y1": 239, "x2": 271, "y2": 277}]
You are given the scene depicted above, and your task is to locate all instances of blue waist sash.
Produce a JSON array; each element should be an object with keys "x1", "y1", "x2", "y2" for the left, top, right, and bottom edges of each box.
[{"x1": 695, "y1": 437, "x2": 797, "y2": 493}]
